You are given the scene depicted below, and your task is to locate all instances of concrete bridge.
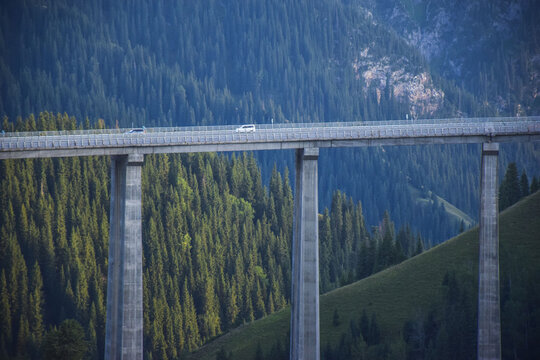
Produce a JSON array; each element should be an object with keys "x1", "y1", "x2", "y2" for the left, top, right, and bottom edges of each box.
[{"x1": 1, "y1": 117, "x2": 539, "y2": 360}]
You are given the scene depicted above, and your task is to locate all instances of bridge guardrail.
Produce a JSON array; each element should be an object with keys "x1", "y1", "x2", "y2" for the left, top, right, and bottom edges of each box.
[
  {"x1": 1, "y1": 116, "x2": 539, "y2": 138},
  {"x1": 1, "y1": 118, "x2": 539, "y2": 153}
]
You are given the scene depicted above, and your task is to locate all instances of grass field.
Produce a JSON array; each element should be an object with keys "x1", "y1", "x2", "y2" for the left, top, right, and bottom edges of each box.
[{"x1": 188, "y1": 191, "x2": 540, "y2": 360}]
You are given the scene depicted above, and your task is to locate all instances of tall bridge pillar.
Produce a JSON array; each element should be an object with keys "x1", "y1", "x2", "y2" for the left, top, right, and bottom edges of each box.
[
  {"x1": 291, "y1": 148, "x2": 320, "y2": 360},
  {"x1": 477, "y1": 143, "x2": 501, "y2": 360},
  {"x1": 105, "y1": 154, "x2": 144, "y2": 360}
]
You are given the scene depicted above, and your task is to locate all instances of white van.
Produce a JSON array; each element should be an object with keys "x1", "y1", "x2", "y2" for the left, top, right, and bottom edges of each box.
[{"x1": 235, "y1": 124, "x2": 256, "y2": 133}]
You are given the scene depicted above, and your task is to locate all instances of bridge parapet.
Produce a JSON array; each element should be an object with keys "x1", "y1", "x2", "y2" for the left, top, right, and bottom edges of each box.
[{"x1": 1, "y1": 117, "x2": 539, "y2": 160}]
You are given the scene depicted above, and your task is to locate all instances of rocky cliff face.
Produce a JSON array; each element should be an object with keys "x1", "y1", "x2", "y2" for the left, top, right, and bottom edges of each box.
[
  {"x1": 356, "y1": 0, "x2": 539, "y2": 115},
  {"x1": 352, "y1": 47, "x2": 444, "y2": 117}
]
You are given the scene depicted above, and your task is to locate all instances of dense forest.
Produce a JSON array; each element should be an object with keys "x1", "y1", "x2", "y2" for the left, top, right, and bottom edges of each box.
[
  {"x1": 0, "y1": 113, "x2": 424, "y2": 359},
  {"x1": 1, "y1": 0, "x2": 538, "y2": 245},
  {"x1": 251, "y1": 186, "x2": 540, "y2": 360},
  {"x1": 0, "y1": 0, "x2": 539, "y2": 358}
]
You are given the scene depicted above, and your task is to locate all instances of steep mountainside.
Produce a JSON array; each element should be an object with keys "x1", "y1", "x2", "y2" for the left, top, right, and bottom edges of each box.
[
  {"x1": 0, "y1": 0, "x2": 538, "y2": 243},
  {"x1": 359, "y1": 0, "x2": 540, "y2": 115},
  {"x1": 0, "y1": 0, "x2": 472, "y2": 124},
  {"x1": 0, "y1": 113, "x2": 424, "y2": 359},
  {"x1": 189, "y1": 190, "x2": 540, "y2": 360}
]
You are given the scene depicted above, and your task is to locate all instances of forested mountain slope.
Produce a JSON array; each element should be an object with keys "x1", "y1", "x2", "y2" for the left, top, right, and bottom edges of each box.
[
  {"x1": 359, "y1": 0, "x2": 540, "y2": 115},
  {"x1": 0, "y1": 113, "x2": 424, "y2": 359},
  {"x1": 3, "y1": 0, "x2": 538, "y2": 243},
  {"x1": 1, "y1": 1, "x2": 539, "y2": 357},
  {"x1": 0, "y1": 113, "x2": 294, "y2": 359},
  {"x1": 190, "y1": 190, "x2": 540, "y2": 360}
]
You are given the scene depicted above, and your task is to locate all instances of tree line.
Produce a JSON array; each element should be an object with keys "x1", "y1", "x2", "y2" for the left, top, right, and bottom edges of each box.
[
  {"x1": 499, "y1": 162, "x2": 538, "y2": 211},
  {"x1": 0, "y1": 112, "x2": 422, "y2": 359},
  {"x1": 3, "y1": 0, "x2": 537, "y2": 247}
]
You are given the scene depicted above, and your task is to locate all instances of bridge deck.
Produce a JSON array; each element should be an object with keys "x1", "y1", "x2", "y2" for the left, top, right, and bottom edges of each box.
[{"x1": 1, "y1": 117, "x2": 539, "y2": 159}]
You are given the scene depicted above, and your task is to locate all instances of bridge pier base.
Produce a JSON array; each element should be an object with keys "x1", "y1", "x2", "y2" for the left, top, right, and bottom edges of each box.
[
  {"x1": 290, "y1": 148, "x2": 320, "y2": 360},
  {"x1": 105, "y1": 154, "x2": 144, "y2": 360},
  {"x1": 477, "y1": 143, "x2": 501, "y2": 360}
]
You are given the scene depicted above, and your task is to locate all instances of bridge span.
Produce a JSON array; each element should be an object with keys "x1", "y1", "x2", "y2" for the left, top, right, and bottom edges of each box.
[
  {"x1": 1, "y1": 117, "x2": 538, "y2": 159},
  {"x1": 1, "y1": 116, "x2": 539, "y2": 360}
]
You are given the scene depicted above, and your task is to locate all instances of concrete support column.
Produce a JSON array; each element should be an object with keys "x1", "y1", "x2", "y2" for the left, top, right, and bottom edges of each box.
[
  {"x1": 105, "y1": 153, "x2": 144, "y2": 360},
  {"x1": 290, "y1": 148, "x2": 320, "y2": 360},
  {"x1": 477, "y1": 143, "x2": 501, "y2": 360}
]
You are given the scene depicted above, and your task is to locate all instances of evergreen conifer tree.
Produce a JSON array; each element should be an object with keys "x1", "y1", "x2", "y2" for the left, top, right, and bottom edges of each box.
[
  {"x1": 0, "y1": 271, "x2": 12, "y2": 357},
  {"x1": 42, "y1": 319, "x2": 87, "y2": 360},
  {"x1": 499, "y1": 163, "x2": 521, "y2": 210},
  {"x1": 29, "y1": 262, "x2": 44, "y2": 350},
  {"x1": 520, "y1": 170, "x2": 529, "y2": 197},
  {"x1": 531, "y1": 176, "x2": 539, "y2": 194}
]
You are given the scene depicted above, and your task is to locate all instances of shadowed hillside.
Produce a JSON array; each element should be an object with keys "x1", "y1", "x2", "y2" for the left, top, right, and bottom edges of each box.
[{"x1": 189, "y1": 190, "x2": 540, "y2": 359}]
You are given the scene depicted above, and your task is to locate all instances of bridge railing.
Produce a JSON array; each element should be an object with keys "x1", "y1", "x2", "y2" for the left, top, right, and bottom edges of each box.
[
  {"x1": 1, "y1": 119, "x2": 539, "y2": 152},
  {"x1": 1, "y1": 116, "x2": 538, "y2": 138}
]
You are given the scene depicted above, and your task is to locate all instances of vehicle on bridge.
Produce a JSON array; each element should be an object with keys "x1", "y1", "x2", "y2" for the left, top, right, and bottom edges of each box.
[
  {"x1": 235, "y1": 124, "x2": 256, "y2": 133},
  {"x1": 127, "y1": 127, "x2": 146, "y2": 134}
]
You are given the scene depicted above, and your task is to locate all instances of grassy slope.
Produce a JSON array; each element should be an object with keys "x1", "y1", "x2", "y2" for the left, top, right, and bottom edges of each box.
[
  {"x1": 408, "y1": 184, "x2": 475, "y2": 228},
  {"x1": 189, "y1": 191, "x2": 540, "y2": 360}
]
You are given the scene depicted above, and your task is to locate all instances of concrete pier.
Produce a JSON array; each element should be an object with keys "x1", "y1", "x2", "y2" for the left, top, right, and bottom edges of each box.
[
  {"x1": 477, "y1": 143, "x2": 501, "y2": 360},
  {"x1": 290, "y1": 148, "x2": 320, "y2": 360},
  {"x1": 105, "y1": 154, "x2": 144, "y2": 360}
]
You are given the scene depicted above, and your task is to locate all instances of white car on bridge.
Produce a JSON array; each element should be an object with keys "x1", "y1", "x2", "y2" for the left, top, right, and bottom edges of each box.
[{"x1": 235, "y1": 124, "x2": 256, "y2": 133}]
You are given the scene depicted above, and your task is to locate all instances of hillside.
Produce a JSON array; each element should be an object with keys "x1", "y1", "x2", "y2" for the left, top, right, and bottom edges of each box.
[
  {"x1": 360, "y1": 0, "x2": 540, "y2": 116},
  {"x1": 0, "y1": 2, "x2": 539, "y2": 357},
  {"x1": 2, "y1": 0, "x2": 538, "y2": 245},
  {"x1": 0, "y1": 113, "x2": 433, "y2": 360},
  {"x1": 189, "y1": 190, "x2": 540, "y2": 359},
  {"x1": 408, "y1": 184, "x2": 475, "y2": 229}
]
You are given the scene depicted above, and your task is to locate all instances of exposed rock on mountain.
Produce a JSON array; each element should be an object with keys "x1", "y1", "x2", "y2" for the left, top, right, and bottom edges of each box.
[{"x1": 353, "y1": 47, "x2": 444, "y2": 117}]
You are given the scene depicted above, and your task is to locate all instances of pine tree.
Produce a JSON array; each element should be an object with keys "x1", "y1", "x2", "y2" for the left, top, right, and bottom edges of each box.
[
  {"x1": 87, "y1": 303, "x2": 98, "y2": 359},
  {"x1": 225, "y1": 284, "x2": 239, "y2": 328},
  {"x1": 254, "y1": 281, "x2": 266, "y2": 319},
  {"x1": 359, "y1": 310, "x2": 370, "y2": 345},
  {"x1": 172, "y1": 297, "x2": 184, "y2": 353},
  {"x1": 42, "y1": 319, "x2": 87, "y2": 360},
  {"x1": 16, "y1": 316, "x2": 30, "y2": 357},
  {"x1": 520, "y1": 170, "x2": 529, "y2": 198},
  {"x1": 368, "y1": 313, "x2": 381, "y2": 346},
  {"x1": 357, "y1": 240, "x2": 371, "y2": 280},
  {"x1": 499, "y1": 163, "x2": 521, "y2": 210},
  {"x1": 333, "y1": 308, "x2": 341, "y2": 326},
  {"x1": 243, "y1": 286, "x2": 255, "y2": 323},
  {"x1": 414, "y1": 236, "x2": 424, "y2": 256},
  {"x1": 330, "y1": 192, "x2": 344, "y2": 249},
  {"x1": 0, "y1": 271, "x2": 12, "y2": 357},
  {"x1": 200, "y1": 275, "x2": 221, "y2": 340},
  {"x1": 377, "y1": 211, "x2": 395, "y2": 271},
  {"x1": 182, "y1": 280, "x2": 200, "y2": 351},
  {"x1": 531, "y1": 176, "x2": 539, "y2": 194},
  {"x1": 319, "y1": 208, "x2": 333, "y2": 292},
  {"x1": 29, "y1": 262, "x2": 44, "y2": 351}
]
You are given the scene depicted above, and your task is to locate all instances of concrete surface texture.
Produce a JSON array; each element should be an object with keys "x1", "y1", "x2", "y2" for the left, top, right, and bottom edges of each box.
[
  {"x1": 105, "y1": 154, "x2": 144, "y2": 360},
  {"x1": 290, "y1": 148, "x2": 320, "y2": 360},
  {"x1": 477, "y1": 143, "x2": 501, "y2": 360}
]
